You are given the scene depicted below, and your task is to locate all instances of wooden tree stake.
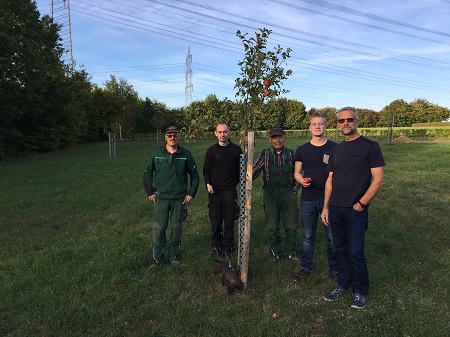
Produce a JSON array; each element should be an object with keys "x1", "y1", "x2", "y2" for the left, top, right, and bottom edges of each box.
[{"x1": 240, "y1": 131, "x2": 254, "y2": 288}]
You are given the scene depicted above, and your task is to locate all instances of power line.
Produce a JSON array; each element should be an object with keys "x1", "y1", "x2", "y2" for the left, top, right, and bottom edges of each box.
[
  {"x1": 71, "y1": 4, "x2": 240, "y2": 52},
  {"x1": 145, "y1": 0, "x2": 449, "y2": 68},
  {"x1": 291, "y1": 0, "x2": 450, "y2": 38},
  {"x1": 90, "y1": 64, "x2": 185, "y2": 73},
  {"x1": 268, "y1": 0, "x2": 450, "y2": 46},
  {"x1": 84, "y1": 1, "x2": 450, "y2": 80},
  {"x1": 72, "y1": 0, "x2": 450, "y2": 72},
  {"x1": 39, "y1": 0, "x2": 450, "y2": 109}
]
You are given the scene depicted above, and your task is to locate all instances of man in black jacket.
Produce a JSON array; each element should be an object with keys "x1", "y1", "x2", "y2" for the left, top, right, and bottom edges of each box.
[{"x1": 203, "y1": 123, "x2": 243, "y2": 257}]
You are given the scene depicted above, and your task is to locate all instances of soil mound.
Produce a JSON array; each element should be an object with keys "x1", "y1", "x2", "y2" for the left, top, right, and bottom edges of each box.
[{"x1": 394, "y1": 135, "x2": 413, "y2": 143}]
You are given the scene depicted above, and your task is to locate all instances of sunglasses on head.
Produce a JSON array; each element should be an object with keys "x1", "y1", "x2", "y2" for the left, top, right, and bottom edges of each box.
[
  {"x1": 166, "y1": 134, "x2": 179, "y2": 138},
  {"x1": 337, "y1": 118, "x2": 355, "y2": 124}
]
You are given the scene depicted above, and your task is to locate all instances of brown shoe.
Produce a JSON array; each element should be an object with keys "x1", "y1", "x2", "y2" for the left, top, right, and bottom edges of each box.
[
  {"x1": 149, "y1": 261, "x2": 161, "y2": 268},
  {"x1": 287, "y1": 255, "x2": 299, "y2": 262},
  {"x1": 170, "y1": 255, "x2": 181, "y2": 266},
  {"x1": 170, "y1": 258, "x2": 180, "y2": 266},
  {"x1": 292, "y1": 269, "x2": 311, "y2": 282}
]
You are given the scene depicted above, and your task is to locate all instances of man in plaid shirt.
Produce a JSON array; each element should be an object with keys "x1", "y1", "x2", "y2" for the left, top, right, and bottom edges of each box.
[{"x1": 253, "y1": 128, "x2": 300, "y2": 261}]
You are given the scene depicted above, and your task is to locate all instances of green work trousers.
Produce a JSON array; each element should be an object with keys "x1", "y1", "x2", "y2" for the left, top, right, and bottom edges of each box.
[
  {"x1": 263, "y1": 186, "x2": 298, "y2": 258},
  {"x1": 152, "y1": 198, "x2": 184, "y2": 263}
]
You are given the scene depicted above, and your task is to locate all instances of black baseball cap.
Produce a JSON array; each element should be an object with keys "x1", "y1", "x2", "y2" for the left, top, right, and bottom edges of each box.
[
  {"x1": 165, "y1": 126, "x2": 180, "y2": 134},
  {"x1": 269, "y1": 128, "x2": 285, "y2": 137}
]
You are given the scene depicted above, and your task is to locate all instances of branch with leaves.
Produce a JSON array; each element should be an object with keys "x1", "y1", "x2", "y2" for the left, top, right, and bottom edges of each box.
[{"x1": 234, "y1": 28, "x2": 293, "y2": 133}]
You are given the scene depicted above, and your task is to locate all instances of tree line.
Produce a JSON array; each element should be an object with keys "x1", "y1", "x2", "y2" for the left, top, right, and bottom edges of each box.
[{"x1": 1, "y1": 1, "x2": 449, "y2": 160}]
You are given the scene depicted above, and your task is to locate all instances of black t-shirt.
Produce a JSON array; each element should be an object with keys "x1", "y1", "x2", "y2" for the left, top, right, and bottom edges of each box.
[
  {"x1": 295, "y1": 140, "x2": 336, "y2": 202},
  {"x1": 328, "y1": 136, "x2": 385, "y2": 207},
  {"x1": 203, "y1": 141, "x2": 243, "y2": 191}
]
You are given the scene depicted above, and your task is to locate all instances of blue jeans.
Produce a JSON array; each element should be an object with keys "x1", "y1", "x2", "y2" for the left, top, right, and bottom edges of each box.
[
  {"x1": 300, "y1": 201, "x2": 339, "y2": 272},
  {"x1": 329, "y1": 205, "x2": 369, "y2": 296}
]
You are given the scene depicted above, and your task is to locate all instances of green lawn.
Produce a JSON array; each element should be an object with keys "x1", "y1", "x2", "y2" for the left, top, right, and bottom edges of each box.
[{"x1": 1, "y1": 138, "x2": 449, "y2": 336}]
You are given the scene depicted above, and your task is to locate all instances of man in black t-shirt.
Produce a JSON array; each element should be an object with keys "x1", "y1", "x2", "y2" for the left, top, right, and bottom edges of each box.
[
  {"x1": 203, "y1": 123, "x2": 243, "y2": 257},
  {"x1": 321, "y1": 107, "x2": 385, "y2": 309},
  {"x1": 293, "y1": 112, "x2": 339, "y2": 282}
]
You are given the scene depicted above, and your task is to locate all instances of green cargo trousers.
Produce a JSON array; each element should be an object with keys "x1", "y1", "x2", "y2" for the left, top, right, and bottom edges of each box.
[
  {"x1": 263, "y1": 186, "x2": 298, "y2": 258},
  {"x1": 152, "y1": 198, "x2": 184, "y2": 263}
]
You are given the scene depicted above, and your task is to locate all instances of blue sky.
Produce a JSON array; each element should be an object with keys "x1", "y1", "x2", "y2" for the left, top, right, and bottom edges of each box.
[{"x1": 34, "y1": 0, "x2": 450, "y2": 112}]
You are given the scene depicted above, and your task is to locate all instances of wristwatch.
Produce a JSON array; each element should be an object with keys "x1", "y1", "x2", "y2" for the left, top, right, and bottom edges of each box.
[{"x1": 357, "y1": 200, "x2": 368, "y2": 209}]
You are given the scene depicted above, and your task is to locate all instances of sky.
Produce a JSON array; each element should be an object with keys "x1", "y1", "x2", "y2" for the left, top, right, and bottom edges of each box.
[{"x1": 34, "y1": 0, "x2": 450, "y2": 112}]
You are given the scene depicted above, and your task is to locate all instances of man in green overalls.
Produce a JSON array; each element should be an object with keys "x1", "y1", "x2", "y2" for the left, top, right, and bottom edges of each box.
[
  {"x1": 253, "y1": 128, "x2": 300, "y2": 261},
  {"x1": 143, "y1": 126, "x2": 200, "y2": 267}
]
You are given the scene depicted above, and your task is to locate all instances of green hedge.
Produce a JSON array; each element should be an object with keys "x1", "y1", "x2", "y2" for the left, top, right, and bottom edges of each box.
[
  {"x1": 412, "y1": 122, "x2": 450, "y2": 127},
  {"x1": 128, "y1": 127, "x2": 450, "y2": 141},
  {"x1": 355, "y1": 126, "x2": 450, "y2": 140},
  {"x1": 270, "y1": 127, "x2": 450, "y2": 140}
]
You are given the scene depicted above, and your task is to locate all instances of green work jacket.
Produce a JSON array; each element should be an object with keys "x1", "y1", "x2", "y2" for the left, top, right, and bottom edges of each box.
[{"x1": 144, "y1": 145, "x2": 199, "y2": 199}]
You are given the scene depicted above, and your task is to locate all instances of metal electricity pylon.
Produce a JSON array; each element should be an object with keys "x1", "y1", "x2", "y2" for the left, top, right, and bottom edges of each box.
[
  {"x1": 185, "y1": 47, "x2": 193, "y2": 107},
  {"x1": 50, "y1": 0, "x2": 74, "y2": 70}
]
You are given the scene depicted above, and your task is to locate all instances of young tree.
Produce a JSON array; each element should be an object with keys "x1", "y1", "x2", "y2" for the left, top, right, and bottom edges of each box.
[
  {"x1": 234, "y1": 28, "x2": 292, "y2": 133},
  {"x1": 234, "y1": 28, "x2": 292, "y2": 287}
]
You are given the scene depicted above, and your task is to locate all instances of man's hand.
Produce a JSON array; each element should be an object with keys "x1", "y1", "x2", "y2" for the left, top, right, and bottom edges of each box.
[
  {"x1": 206, "y1": 183, "x2": 214, "y2": 194},
  {"x1": 183, "y1": 195, "x2": 193, "y2": 204},
  {"x1": 321, "y1": 208, "x2": 330, "y2": 226}
]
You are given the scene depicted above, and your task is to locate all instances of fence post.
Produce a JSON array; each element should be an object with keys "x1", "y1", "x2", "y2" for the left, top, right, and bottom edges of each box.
[{"x1": 108, "y1": 132, "x2": 116, "y2": 158}]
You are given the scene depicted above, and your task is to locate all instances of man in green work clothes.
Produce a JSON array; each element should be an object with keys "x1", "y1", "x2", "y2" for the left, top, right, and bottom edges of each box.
[
  {"x1": 144, "y1": 126, "x2": 200, "y2": 267},
  {"x1": 253, "y1": 128, "x2": 300, "y2": 261}
]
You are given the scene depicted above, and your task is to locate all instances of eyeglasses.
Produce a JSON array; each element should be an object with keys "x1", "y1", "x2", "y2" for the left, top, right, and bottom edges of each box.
[
  {"x1": 337, "y1": 118, "x2": 356, "y2": 124},
  {"x1": 166, "y1": 134, "x2": 179, "y2": 138}
]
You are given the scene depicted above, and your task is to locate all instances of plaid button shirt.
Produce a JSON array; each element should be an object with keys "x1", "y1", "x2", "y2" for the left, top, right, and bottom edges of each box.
[{"x1": 252, "y1": 147, "x2": 300, "y2": 193}]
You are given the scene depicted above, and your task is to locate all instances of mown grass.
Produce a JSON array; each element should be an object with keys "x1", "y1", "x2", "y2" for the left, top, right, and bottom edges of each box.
[{"x1": 1, "y1": 138, "x2": 449, "y2": 336}]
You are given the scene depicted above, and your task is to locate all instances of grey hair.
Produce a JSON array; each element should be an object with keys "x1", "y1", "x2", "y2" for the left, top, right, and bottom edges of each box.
[{"x1": 337, "y1": 106, "x2": 359, "y2": 120}]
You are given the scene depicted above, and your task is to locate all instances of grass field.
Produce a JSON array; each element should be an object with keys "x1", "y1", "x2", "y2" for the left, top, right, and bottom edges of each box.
[{"x1": 1, "y1": 138, "x2": 449, "y2": 337}]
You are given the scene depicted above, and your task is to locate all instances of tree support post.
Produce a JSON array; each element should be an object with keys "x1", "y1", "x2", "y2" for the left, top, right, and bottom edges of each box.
[
  {"x1": 238, "y1": 131, "x2": 254, "y2": 288},
  {"x1": 388, "y1": 115, "x2": 394, "y2": 145}
]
